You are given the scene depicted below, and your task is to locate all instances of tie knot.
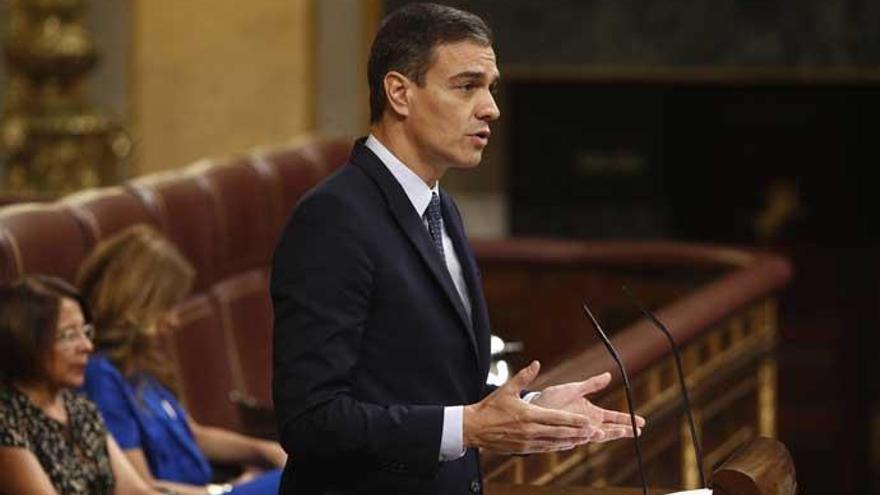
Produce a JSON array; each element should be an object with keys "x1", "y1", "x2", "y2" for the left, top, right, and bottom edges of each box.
[{"x1": 427, "y1": 192, "x2": 442, "y2": 219}]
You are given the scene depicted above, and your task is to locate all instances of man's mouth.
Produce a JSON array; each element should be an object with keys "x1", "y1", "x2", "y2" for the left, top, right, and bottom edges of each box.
[
  {"x1": 471, "y1": 129, "x2": 491, "y2": 139},
  {"x1": 469, "y1": 129, "x2": 491, "y2": 146}
]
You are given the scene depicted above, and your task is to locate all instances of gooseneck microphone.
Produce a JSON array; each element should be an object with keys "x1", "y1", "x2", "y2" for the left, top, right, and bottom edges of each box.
[
  {"x1": 622, "y1": 285, "x2": 707, "y2": 488},
  {"x1": 582, "y1": 302, "x2": 649, "y2": 495}
]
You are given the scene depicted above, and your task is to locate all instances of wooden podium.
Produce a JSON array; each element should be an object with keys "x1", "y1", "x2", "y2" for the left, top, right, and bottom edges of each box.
[{"x1": 486, "y1": 437, "x2": 796, "y2": 495}]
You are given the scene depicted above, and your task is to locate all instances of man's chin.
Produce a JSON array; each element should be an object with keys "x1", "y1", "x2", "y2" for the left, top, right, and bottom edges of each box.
[{"x1": 450, "y1": 153, "x2": 484, "y2": 170}]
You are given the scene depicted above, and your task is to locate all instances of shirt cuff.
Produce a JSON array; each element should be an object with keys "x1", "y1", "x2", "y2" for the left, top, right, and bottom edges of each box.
[{"x1": 439, "y1": 406, "x2": 466, "y2": 461}]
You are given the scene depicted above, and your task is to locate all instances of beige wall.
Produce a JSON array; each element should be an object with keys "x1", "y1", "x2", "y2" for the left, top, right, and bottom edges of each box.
[
  {"x1": 314, "y1": 0, "x2": 380, "y2": 137},
  {"x1": 131, "y1": 0, "x2": 314, "y2": 173}
]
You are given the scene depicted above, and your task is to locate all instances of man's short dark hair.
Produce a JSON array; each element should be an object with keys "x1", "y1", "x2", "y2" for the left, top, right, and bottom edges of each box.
[
  {"x1": 368, "y1": 2, "x2": 493, "y2": 123},
  {"x1": 0, "y1": 275, "x2": 92, "y2": 383}
]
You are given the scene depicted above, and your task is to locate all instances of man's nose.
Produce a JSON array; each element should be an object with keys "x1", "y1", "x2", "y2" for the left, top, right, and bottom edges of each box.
[{"x1": 477, "y1": 91, "x2": 501, "y2": 121}]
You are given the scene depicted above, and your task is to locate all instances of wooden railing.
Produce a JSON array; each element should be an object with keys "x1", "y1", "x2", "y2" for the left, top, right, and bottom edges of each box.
[
  {"x1": 472, "y1": 239, "x2": 792, "y2": 491},
  {"x1": 485, "y1": 436, "x2": 796, "y2": 495}
]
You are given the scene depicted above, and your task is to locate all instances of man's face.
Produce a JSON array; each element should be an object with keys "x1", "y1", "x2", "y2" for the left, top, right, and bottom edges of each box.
[{"x1": 405, "y1": 40, "x2": 501, "y2": 174}]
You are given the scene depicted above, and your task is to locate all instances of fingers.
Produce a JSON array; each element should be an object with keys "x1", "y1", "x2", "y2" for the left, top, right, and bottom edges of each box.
[
  {"x1": 476, "y1": 420, "x2": 595, "y2": 455},
  {"x1": 577, "y1": 371, "x2": 612, "y2": 396},
  {"x1": 503, "y1": 438, "x2": 583, "y2": 455},
  {"x1": 600, "y1": 408, "x2": 647, "y2": 428},
  {"x1": 481, "y1": 363, "x2": 649, "y2": 454},
  {"x1": 500, "y1": 432, "x2": 597, "y2": 455},
  {"x1": 526, "y1": 403, "x2": 592, "y2": 429},
  {"x1": 517, "y1": 422, "x2": 595, "y2": 441},
  {"x1": 513, "y1": 427, "x2": 635, "y2": 453},
  {"x1": 517, "y1": 409, "x2": 646, "y2": 450},
  {"x1": 590, "y1": 423, "x2": 643, "y2": 443},
  {"x1": 506, "y1": 360, "x2": 540, "y2": 391},
  {"x1": 533, "y1": 436, "x2": 592, "y2": 452}
]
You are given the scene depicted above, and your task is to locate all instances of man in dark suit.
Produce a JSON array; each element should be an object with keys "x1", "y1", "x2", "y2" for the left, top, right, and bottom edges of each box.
[{"x1": 271, "y1": 3, "x2": 643, "y2": 494}]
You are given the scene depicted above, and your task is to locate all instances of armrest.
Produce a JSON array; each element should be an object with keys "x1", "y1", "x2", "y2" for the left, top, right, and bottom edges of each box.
[{"x1": 229, "y1": 390, "x2": 277, "y2": 440}]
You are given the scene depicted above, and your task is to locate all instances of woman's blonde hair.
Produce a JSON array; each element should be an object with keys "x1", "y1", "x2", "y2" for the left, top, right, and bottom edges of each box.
[{"x1": 77, "y1": 225, "x2": 195, "y2": 393}]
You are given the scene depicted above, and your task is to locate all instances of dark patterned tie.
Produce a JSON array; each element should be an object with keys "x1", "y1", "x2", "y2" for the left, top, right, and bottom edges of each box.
[{"x1": 425, "y1": 192, "x2": 445, "y2": 259}]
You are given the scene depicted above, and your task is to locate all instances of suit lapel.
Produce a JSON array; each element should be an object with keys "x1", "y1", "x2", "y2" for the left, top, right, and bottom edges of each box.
[
  {"x1": 351, "y1": 142, "x2": 479, "y2": 362},
  {"x1": 441, "y1": 191, "x2": 491, "y2": 372}
]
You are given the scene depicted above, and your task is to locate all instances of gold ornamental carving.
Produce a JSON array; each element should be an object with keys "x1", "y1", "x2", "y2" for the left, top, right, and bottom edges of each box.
[{"x1": 1, "y1": 0, "x2": 131, "y2": 195}]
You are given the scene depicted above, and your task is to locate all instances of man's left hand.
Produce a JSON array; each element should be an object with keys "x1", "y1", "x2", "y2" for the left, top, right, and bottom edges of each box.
[{"x1": 532, "y1": 372, "x2": 646, "y2": 443}]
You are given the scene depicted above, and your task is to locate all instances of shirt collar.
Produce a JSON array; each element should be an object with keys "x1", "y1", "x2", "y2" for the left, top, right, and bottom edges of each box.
[{"x1": 365, "y1": 134, "x2": 439, "y2": 217}]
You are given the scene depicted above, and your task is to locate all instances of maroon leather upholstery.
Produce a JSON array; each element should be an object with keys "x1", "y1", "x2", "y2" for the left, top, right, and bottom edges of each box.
[
  {"x1": 63, "y1": 186, "x2": 160, "y2": 247},
  {"x1": 128, "y1": 170, "x2": 224, "y2": 292},
  {"x1": 0, "y1": 136, "x2": 355, "y2": 431},
  {"x1": 252, "y1": 145, "x2": 326, "y2": 232},
  {"x1": 199, "y1": 158, "x2": 277, "y2": 278},
  {"x1": 0, "y1": 204, "x2": 91, "y2": 284},
  {"x1": 212, "y1": 268, "x2": 274, "y2": 407},
  {"x1": 297, "y1": 135, "x2": 353, "y2": 175},
  {"x1": 0, "y1": 229, "x2": 19, "y2": 284},
  {"x1": 171, "y1": 293, "x2": 244, "y2": 430}
]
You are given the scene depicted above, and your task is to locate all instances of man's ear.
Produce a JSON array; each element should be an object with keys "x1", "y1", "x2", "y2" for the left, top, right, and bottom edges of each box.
[{"x1": 384, "y1": 71, "x2": 411, "y2": 118}]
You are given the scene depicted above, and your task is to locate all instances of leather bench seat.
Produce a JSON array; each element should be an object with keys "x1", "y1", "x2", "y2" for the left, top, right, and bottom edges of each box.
[{"x1": 0, "y1": 136, "x2": 353, "y2": 434}]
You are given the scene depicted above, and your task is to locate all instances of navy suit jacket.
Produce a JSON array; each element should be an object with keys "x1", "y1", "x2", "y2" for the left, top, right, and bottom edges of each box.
[{"x1": 271, "y1": 139, "x2": 493, "y2": 494}]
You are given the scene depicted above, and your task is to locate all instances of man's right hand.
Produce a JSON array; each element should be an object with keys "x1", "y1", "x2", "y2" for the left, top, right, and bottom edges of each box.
[{"x1": 462, "y1": 361, "x2": 596, "y2": 454}]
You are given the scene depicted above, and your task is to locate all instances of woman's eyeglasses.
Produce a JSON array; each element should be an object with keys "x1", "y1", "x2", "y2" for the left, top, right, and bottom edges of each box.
[{"x1": 56, "y1": 323, "x2": 95, "y2": 346}]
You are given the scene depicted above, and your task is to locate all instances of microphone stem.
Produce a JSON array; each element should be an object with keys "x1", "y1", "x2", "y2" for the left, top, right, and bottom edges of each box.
[
  {"x1": 609, "y1": 343, "x2": 649, "y2": 495},
  {"x1": 670, "y1": 342, "x2": 706, "y2": 487},
  {"x1": 622, "y1": 285, "x2": 707, "y2": 488},
  {"x1": 585, "y1": 304, "x2": 649, "y2": 495}
]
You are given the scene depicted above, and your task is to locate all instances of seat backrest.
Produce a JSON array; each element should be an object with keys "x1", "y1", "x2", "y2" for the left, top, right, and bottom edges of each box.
[
  {"x1": 296, "y1": 135, "x2": 353, "y2": 175},
  {"x1": 251, "y1": 144, "x2": 326, "y2": 233},
  {"x1": 212, "y1": 268, "x2": 274, "y2": 407},
  {"x1": 170, "y1": 293, "x2": 244, "y2": 430},
  {"x1": 0, "y1": 203, "x2": 91, "y2": 285},
  {"x1": 62, "y1": 186, "x2": 161, "y2": 246},
  {"x1": 198, "y1": 157, "x2": 278, "y2": 278},
  {"x1": 0, "y1": 136, "x2": 353, "y2": 431},
  {"x1": 127, "y1": 169, "x2": 223, "y2": 292}
]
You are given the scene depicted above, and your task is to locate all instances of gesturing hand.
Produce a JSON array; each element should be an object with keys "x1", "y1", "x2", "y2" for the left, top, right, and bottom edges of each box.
[
  {"x1": 463, "y1": 361, "x2": 596, "y2": 455},
  {"x1": 532, "y1": 371, "x2": 646, "y2": 443}
]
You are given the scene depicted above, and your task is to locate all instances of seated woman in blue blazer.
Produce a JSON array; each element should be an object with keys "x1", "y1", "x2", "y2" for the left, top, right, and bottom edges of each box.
[{"x1": 79, "y1": 225, "x2": 284, "y2": 495}]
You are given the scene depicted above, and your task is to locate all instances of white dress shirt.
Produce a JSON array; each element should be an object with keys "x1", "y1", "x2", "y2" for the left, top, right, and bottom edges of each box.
[{"x1": 365, "y1": 134, "x2": 470, "y2": 461}]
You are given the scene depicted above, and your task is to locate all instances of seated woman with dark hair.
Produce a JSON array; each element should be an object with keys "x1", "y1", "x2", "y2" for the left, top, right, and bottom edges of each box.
[
  {"x1": 79, "y1": 225, "x2": 284, "y2": 495},
  {"x1": 0, "y1": 275, "x2": 159, "y2": 495}
]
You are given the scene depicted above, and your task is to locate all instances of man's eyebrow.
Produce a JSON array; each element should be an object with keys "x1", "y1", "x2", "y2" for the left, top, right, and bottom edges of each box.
[{"x1": 449, "y1": 71, "x2": 501, "y2": 83}]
